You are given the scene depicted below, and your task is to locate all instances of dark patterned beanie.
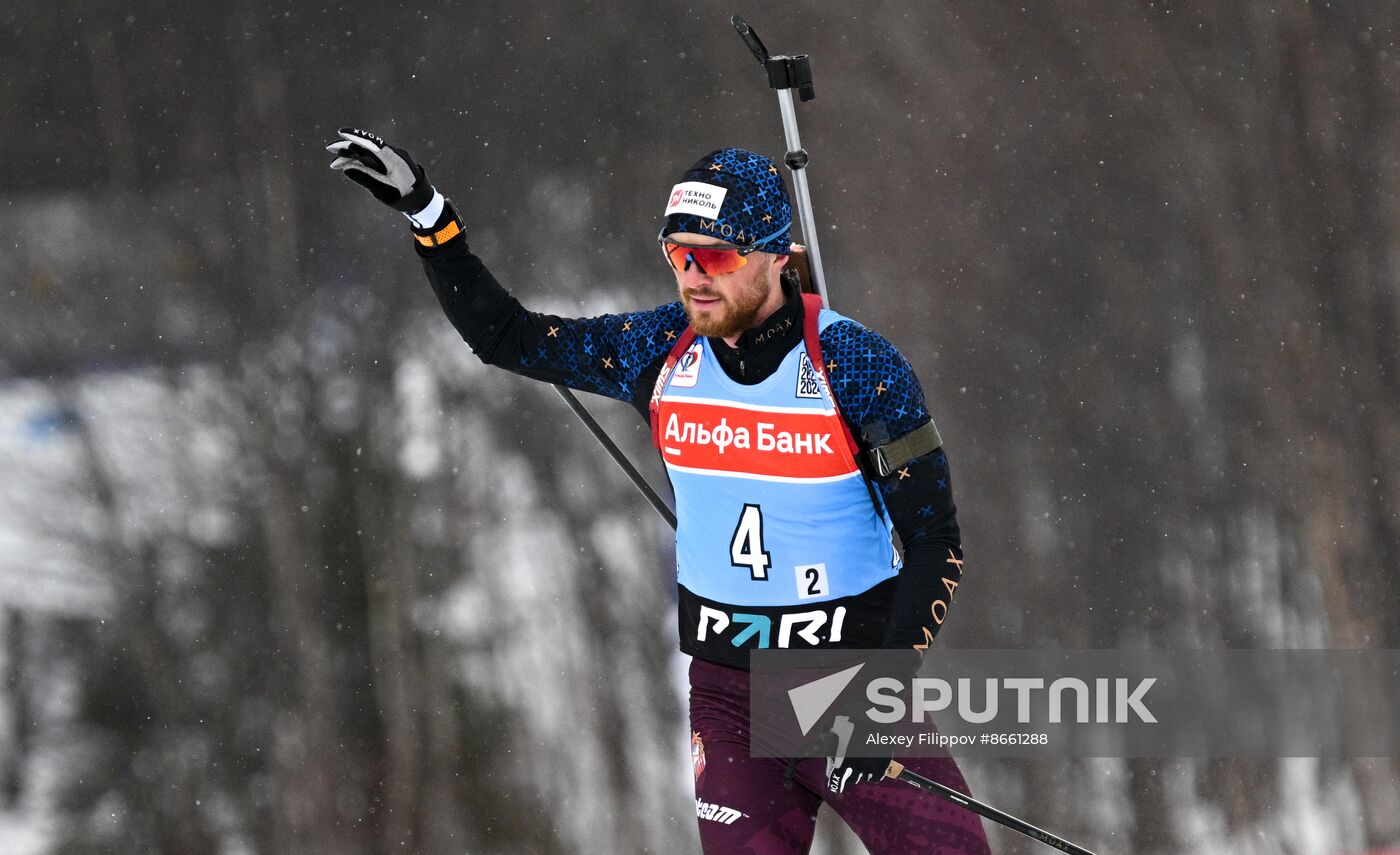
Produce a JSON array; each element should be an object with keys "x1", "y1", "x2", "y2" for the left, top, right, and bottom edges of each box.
[{"x1": 659, "y1": 147, "x2": 792, "y2": 253}]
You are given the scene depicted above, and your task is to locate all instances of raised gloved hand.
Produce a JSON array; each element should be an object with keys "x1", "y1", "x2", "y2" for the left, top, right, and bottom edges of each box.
[
  {"x1": 823, "y1": 714, "x2": 895, "y2": 794},
  {"x1": 326, "y1": 128, "x2": 435, "y2": 213}
]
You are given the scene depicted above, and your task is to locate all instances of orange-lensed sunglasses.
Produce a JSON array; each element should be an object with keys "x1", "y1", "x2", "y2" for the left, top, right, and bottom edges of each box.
[{"x1": 659, "y1": 238, "x2": 761, "y2": 276}]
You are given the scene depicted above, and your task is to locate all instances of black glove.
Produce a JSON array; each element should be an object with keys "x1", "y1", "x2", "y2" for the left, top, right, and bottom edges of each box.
[
  {"x1": 779, "y1": 694, "x2": 901, "y2": 795},
  {"x1": 782, "y1": 650, "x2": 919, "y2": 794},
  {"x1": 326, "y1": 127, "x2": 435, "y2": 213},
  {"x1": 823, "y1": 714, "x2": 895, "y2": 794}
]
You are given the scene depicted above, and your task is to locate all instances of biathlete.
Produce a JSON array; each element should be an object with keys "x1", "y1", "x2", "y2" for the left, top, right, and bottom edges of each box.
[{"x1": 328, "y1": 128, "x2": 991, "y2": 854}]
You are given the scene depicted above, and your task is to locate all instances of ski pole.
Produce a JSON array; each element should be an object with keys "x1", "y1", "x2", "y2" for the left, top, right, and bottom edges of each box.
[
  {"x1": 734, "y1": 17, "x2": 1098, "y2": 854},
  {"x1": 554, "y1": 17, "x2": 831, "y2": 531},
  {"x1": 541, "y1": 18, "x2": 817, "y2": 532},
  {"x1": 551, "y1": 385, "x2": 676, "y2": 529},
  {"x1": 732, "y1": 15, "x2": 831, "y2": 308},
  {"x1": 886, "y1": 761, "x2": 1100, "y2": 855}
]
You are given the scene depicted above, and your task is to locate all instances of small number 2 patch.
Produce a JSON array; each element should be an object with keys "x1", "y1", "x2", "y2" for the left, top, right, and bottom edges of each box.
[{"x1": 795, "y1": 563, "x2": 829, "y2": 600}]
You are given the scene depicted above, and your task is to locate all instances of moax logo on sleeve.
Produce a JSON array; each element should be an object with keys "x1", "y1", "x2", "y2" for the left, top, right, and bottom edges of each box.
[{"x1": 665, "y1": 182, "x2": 729, "y2": 218}]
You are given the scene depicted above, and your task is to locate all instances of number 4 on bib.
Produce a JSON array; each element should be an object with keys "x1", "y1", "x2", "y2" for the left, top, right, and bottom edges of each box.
[{"x1": 730, "y1": 504, "x2": 771, "y2": 580}]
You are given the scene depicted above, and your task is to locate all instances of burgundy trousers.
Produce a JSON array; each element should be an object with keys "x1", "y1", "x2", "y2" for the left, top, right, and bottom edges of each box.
[{"x1": 689, "y1": 657, "x2": 992, "y2": 855}]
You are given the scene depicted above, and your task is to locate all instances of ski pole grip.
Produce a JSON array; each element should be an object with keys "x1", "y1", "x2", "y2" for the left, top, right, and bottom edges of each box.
[
  {"x1": 731, "y1": 15, "x2": 817, "y2": 100},
  {"x1": 787, "y1": 55, "x2": 816, "y2": 102},
  {"x1": 731, "y1": 15, "x2": 769, "y2": 64},
  {"x1": 760, "y1": 55, "x2": 815, "y2": 99},
  {"x1": 886, "y1": 760, "x2": 905, "y2": 779}
]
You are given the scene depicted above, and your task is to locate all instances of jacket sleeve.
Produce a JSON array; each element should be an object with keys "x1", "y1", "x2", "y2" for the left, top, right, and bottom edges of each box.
[
  {"x1": 413, "y1": 202, "x2": 683, "y2": 412},
  {"x1": 819, "y1": 320, "x2": 965, "y2": 658}
]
